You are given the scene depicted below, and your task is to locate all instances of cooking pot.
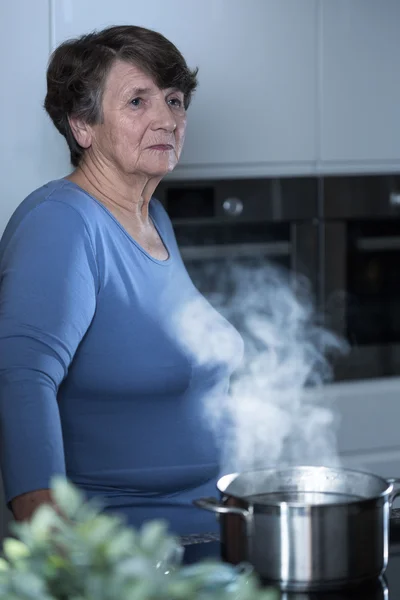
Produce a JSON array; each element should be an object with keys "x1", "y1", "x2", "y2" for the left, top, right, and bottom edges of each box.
[{"x1": 193, "y1": 465, "x2": 400, "y2": 591}]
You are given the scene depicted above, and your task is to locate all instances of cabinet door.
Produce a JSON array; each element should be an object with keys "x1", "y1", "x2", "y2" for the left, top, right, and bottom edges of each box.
[
  {"x1": 53, "y1": 0, "x2": 318, "y2": 179},
  {"x1": 320, "y1": 0, "x2": 400, "y2": 170}
]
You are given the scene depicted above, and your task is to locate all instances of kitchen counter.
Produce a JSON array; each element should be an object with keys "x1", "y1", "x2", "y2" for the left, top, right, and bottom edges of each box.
[{"x1": 184, "y1": 508, "x2": 400, "y2": 598}]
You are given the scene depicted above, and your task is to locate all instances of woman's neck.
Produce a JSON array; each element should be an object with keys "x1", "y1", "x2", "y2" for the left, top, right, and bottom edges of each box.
[{"x1": 66, "y1": 160, "x2": 160, "y2": 222}]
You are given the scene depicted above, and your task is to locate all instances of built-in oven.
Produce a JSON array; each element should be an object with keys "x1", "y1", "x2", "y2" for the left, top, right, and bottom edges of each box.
[
  {"x1": 156, "y1": 177, "x2": 319, "y2": 331},
  {"x1": 323, "y1": 175, "x2": 400, "y2": 381}
]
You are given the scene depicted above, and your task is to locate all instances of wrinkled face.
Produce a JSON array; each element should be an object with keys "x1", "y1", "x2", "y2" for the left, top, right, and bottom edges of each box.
[{"x1": 88, "y1": 60, "x2": 187, "y2": 177}]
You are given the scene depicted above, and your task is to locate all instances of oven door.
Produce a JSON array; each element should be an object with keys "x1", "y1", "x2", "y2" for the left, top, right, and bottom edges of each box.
[
  {"x1": 324, "y1": 220, "x2": 400, "y2": 381},
  {"x1": 174, "y1": 220, "x2": 319, "y2": 304}
]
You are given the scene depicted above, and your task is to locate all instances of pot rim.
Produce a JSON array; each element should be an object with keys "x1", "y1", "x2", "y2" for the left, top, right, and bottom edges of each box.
[{"x1": 216, "y1": 465, "x2": 395, "y2": 508}]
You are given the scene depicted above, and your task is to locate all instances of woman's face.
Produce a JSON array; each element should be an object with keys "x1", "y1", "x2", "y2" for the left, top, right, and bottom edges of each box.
[{"x1": 86, "y1": 60, "x2": 187, "y2": 178}]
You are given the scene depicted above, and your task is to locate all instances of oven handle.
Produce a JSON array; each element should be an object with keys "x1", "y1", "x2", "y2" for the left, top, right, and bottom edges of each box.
[
  {"x1": 356, "y1": 236, "x2": 400, "y2": 252},
  {"x1": 179, "y1": 241, "x2": 291, "y2": 261}
]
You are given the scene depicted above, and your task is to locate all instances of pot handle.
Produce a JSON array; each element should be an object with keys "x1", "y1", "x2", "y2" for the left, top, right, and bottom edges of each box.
[
  {"x1": 386, "y1": 478, "x2": 400, "y2": 506},
  {"x1": 193, "y1": 497, "x2": 252, "y2": 523}
]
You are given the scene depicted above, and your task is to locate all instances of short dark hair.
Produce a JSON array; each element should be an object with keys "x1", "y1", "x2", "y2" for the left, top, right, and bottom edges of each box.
[{"x1": 44, "y1": 25, "x2": 199, "y2": 167}]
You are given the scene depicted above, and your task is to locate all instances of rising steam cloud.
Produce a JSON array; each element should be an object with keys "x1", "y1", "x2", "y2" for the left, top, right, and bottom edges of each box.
[{"x1": 175, "y1": 261, "x2": 348, "y2": 476}]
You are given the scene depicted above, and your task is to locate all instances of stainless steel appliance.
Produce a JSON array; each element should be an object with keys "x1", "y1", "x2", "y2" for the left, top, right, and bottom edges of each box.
[
  {"x1": 156, "y1": 177, "x2": 319, "y2": 308},
  {"x1": 322, "y1": 176, "x2": 400, "y2": 381},
  {"x1": 194, "y1": 465, "x2": 400, "y2": 592}
]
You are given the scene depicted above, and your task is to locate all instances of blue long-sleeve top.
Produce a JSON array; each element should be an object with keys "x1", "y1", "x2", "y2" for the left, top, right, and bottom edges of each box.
[{"x1": 0, "y1": 179, "x2": 243, "y2": 535}]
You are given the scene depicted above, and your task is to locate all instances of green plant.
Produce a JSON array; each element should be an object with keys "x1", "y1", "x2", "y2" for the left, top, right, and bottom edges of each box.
[{"x1": 0, "y1": 478, "x2": 277, "y2": 600}]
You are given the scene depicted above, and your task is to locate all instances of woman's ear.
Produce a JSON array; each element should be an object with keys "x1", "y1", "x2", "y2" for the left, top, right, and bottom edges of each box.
[{"x1": 68, "y1": 116, "x2": 93, "y2": 149}]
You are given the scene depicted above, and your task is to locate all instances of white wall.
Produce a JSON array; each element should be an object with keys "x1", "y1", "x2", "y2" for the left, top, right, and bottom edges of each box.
[{"x1": 0, "y1": 1, "x2": 69, "y2": 236}]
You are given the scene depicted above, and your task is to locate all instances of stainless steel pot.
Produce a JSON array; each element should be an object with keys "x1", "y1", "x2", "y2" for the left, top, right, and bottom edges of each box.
[{"x1": 193, "y1": 465, "x2": 400, "y2": 591}]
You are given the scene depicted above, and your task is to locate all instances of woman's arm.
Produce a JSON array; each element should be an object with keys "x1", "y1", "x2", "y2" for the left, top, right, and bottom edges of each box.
[
  {"x1": 0, "y1": 198, "x2": 98, "y2": 513},
  {"x1": 11, "y1": 489, "x2": 53, "y2": 521}
]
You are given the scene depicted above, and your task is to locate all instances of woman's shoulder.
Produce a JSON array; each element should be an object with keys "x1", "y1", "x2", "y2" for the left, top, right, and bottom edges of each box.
[
  {"x1": 3, "y1": 179, "x2": 103, "y2": 239},
  {"x1": 0, "y1": 179, "x2": 101, "y2": 261},
  {"x1": 30, "y1": 178, "x2": 101, "y2": 219},
  {"x1": 7, "y1": 178, "x2": 98, "y2": 224}
]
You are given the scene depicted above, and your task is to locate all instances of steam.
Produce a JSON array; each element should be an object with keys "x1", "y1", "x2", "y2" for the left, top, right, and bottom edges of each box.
[{"x1": 175, "y1": 261, "x2": 348, "y2": 476}]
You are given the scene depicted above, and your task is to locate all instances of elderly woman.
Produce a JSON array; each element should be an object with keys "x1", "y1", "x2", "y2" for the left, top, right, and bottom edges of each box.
[{"x1": 0, "y1": 25, "x2": 242, "y2": 557}]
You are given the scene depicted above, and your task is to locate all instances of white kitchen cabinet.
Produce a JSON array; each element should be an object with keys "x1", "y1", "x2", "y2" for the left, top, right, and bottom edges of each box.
[
  {"x1": 319, "y1": 0, "x2": 400, "y2": 173},
  {"x1": 52, "y1": 0, "x2": 318, "y2": 180}
]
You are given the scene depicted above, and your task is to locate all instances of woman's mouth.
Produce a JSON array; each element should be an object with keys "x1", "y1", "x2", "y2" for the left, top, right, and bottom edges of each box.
[{"x1": 148, "y1": 144, "x2": 174, "y2": 151}]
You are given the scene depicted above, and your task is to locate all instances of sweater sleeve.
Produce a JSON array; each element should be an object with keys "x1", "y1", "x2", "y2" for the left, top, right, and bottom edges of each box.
[{"x1": 0, "y1": 199, "x2": 98, "y2": 504}]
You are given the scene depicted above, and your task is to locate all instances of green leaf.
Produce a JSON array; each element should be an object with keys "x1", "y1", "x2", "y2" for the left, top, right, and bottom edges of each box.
[
  {"x1": 139, "y1": 520, "x2": 171, "y2": 553},
  {"x1": 29, "y1": 505, "x2": 61, "y2": 542},
  {"x1": 50, "y1": 476, "x2": 85, "y2": 518},
  {"x1": 77, "y1": 514, "x2": 122, "y2": 547},
  {"x1": 0, "y1": 558, "x2": 9, "y2": 572},
  {"x1": 165, "y1": 579, "x2": 195, "y2": 599},
  {"x1": 3, "y1": 539, "x2": 30, "y2": 562},
  {"x1": 9, "y1": 521, "x2": 33, "y2": 545},
  {"x1": 122, "y1": 579, "x2": 157, "y2": 600},
  {"x1": 11, "y1": 571, "x2": 49, "y2": 598},
  {"x1": 117, "y1": 556, "x2": 153, "y2": 578},
  {"x1": 47, "y1": 554, "x2": 68, "y2": 570},
  {"x1": 104, "y1": 528, "x2": 137, "y2": 560}
]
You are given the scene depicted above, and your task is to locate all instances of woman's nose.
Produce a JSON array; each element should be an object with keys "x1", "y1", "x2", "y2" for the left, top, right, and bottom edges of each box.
[{"x1": 152, "y1": 99, "x2": 177, "y2": 132}]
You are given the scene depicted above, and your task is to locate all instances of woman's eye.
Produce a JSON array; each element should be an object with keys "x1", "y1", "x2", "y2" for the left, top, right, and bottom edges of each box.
[
  {"x1": 168, "y1": 97, "x2": 184, "y2": 109},
  {"x1": 130, "y1": 97, "x2": 143, "y2": 108}
]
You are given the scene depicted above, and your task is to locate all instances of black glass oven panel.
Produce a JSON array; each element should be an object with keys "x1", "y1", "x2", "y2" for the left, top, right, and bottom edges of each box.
[
  {"x1": 173, "y1": 222, "x2": 290, "y2": 247},
  {"x1": 173, "y1": 222, "x2": 291, "y2": 300},
  {"x1": 167, "y1": 187, "x2": 215, "y2": 219},
  {"x1": 185, "y1": 256, "x2": 291, "y2": 299},
  {"x1": 346, "y1": 220, "x2": 400, "y2": 345}
]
